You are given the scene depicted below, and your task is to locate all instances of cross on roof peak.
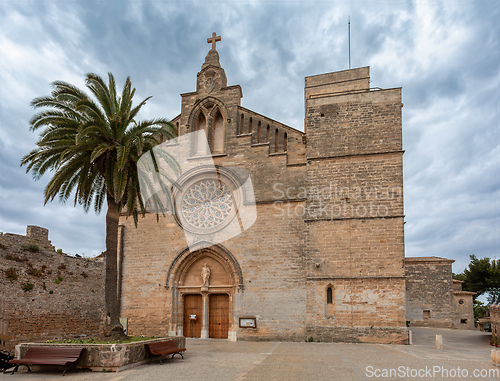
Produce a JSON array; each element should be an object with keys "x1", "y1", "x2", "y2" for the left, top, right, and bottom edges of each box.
[{"x1": 207, "y1": 32, "x2": 221, "y2": 51}]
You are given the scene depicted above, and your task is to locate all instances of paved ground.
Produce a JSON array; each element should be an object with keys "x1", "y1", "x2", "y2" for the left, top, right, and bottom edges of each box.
[{"x1": 4, "y1": 328, "x2": 498, "y2": 380}]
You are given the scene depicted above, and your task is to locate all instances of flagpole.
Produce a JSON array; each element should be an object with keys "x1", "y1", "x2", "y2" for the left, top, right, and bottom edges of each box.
[{"x1": 348, "y1": 17, "x2": 351, "y2": 70}]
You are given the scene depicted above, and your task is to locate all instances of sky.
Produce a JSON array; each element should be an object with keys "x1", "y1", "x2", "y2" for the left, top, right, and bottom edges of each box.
[{"x1": 0, "y1": 0, "x2": 498, "y2": 275}]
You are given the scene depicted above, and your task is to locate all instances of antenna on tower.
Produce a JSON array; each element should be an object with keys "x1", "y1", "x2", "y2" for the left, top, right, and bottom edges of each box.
[{"x1": 348, "y1": 16, "x2": 351, "y2": 69}]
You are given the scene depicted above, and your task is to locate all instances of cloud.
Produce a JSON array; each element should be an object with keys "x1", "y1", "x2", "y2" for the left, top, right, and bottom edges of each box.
[{"x1": 0, "y1": 0, "x2": 498, "y2": 271}]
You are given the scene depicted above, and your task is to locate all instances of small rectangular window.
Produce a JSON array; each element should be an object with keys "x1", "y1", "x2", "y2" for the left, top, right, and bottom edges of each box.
[
  {"x1": 461, "y1": 319, "x2": 467, "y2": 324},
  {"x1": 423, "y1": 310, "x2": 431, "y2": 319}
]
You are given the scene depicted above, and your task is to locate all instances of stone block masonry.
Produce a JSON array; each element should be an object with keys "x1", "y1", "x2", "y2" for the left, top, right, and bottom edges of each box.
[
  {"x1": 119, "y1": 38, "x2": 407, "y2": 344},
  {"x1": 492, "y1": 304, "x2": 499, "y2": 345},
  {"x1": 0, "y1": 226, "x2": 104, "y2": 352}
]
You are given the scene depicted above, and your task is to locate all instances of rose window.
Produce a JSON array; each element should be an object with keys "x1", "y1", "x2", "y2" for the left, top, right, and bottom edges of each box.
[{"x1": 180, "y1": 179, "x2": 233, "y2": 231}]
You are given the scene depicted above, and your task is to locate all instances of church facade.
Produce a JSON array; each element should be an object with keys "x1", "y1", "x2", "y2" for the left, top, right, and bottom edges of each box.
[{"x1": 118, "y1": 34, "x2": 407, "y2": 344}]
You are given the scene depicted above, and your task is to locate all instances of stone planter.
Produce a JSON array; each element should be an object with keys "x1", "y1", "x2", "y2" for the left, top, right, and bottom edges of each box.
[
  {"x1": 492, "y1": 348, "x2": 500, "y2": 367},
  {"x1": 15, "y1": 337, "x2": 186, "y2": 372}
]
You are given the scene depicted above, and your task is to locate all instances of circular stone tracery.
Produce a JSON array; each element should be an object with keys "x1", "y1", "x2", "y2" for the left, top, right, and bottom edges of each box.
[{"x1": 180, "y1": 179, "x2": 233, "y2": 231}]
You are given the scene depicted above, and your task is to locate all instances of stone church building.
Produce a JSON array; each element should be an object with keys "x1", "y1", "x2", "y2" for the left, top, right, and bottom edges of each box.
[{"x1": 118, "y1": 34, "x2": 407, "y2": 344}]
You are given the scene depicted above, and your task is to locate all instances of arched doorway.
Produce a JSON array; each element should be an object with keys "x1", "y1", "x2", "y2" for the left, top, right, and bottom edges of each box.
[{"x1": 166, "y1": 244, "x2": 243, "y2": 340}]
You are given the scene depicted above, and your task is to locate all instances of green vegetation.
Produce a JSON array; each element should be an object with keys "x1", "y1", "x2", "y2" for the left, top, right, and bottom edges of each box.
[
  {"x1": 56, "y1": 248, "x2": 63, "y2": 254},
  {"x1": 28, "y1": 267, "x2": 43, "y2": 277},
  {"x1": 5, "y1": 267, "x2": 18, "y2": 280},
  {"x1": 22, "y1": 243, "x2": 40, "y2": 252},
  {"x1": 5, "y1": 254, "x2": 19, "y2": 262},
  {"x1": 22, "y1": 282, "x2": 34, "y2": 292},
  {"x1": 454, "y1": 255, "x2": 500, "y2": 304},
  {"x1": 21, "y1": 72, "x2": 179, "y2": 340},
  {"x1": 55, "y1": 275, "x2": 63, "y2": 284},
  {"x1": 46, "y1": 336, "x2": 157, "y2": 344}
]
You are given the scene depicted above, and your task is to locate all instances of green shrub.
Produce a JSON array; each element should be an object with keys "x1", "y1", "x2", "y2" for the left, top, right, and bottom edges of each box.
[
  {"x1": 55, "y1": 275, "x2": 63, "y2": 284},
  {"x1": 28, "y1": 267, "x2": 43, "y2": 277},
  {"x1": 56, "y1": 248, "x2": 63, "y2": 254},
  {"x1": 6, "y1": 254, "x2": 25, "y2": 262},
  {"x1": 22, "y1": 282, "x2": 34, "y2": 292},
  {"x1": 5, "y1": 267, "x2": 18, "y2": 280},
  {"x1": 22, "y1": 244, "x2": 40, "y2": 252}
]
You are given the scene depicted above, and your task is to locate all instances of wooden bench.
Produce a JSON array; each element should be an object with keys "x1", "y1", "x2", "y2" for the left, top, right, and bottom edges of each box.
[
  {"x1": 8, "y1": 347, "x2": 84, "y2": 376},
  {"x1": 146, "y1": 340, "x2": 186, "y2": 365}
]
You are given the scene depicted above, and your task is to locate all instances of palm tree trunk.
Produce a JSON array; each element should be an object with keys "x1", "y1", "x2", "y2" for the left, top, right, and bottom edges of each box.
[{"x1": 105, "y1": 193, "x2": 128, "y2": 340}]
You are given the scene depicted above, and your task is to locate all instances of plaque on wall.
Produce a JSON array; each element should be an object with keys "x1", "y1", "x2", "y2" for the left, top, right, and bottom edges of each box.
[
  {"x1": 239, "y1": 317, "x2": 256, "y2": 328},
  {"x1": 189, "y1": 314, "x2": 197, "y2": 320}
]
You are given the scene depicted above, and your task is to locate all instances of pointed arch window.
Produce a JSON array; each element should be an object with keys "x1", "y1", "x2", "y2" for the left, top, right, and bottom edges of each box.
[
  {"x1": 284, "y1": 132, "x2": 288, "y2": 152},
  {"x1": 275, "y1": 129, "x2": 279, "y2": 152},
  {"x1": 195, "y1": 113, "x2": 207, "y2": 155},
  {"x1": 240, "y1": 113, "x2": 245, "y2": 135},
  {"x1": 212, "y1": 109, "x2": 224, "y2": 153},
  {"x1": 249, "y1": 117, "x2": 253, "y2": 134},
  {"x1": 266, "y1": 124, "x2": 270, "y2": 143}
]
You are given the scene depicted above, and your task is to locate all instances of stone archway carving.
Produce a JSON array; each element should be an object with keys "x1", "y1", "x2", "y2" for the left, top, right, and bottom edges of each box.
[
  {"x1": 166, "y1": 242, "x2": 244, "y2": 291},
  {"x1": 166, "y1": 242, "x2": 243, "y2": 340}
]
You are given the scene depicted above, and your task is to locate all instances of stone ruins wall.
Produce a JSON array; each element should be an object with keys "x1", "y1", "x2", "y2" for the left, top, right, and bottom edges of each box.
[
  {"x1": 0, "y1": 226, "x2": 104, "y2": 352},
  {"x1": 492, "y1": 304, "x2": 499, "y2": 345}
]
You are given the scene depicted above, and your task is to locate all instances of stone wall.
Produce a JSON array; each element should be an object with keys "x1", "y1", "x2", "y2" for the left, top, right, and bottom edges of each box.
[
  {"x1": 0, "y1": 227, "x2": 104, "y2": 351},
  {"x1": 405, "y1": 257, "x2": 455, "y2": 328},
  {"x1": 303, "y1": 67, "x2": 406, "y2": 343},
  {"x1": 492, "y1": 304, "x2": 499, "y2": 345},
  {"x1": 1, "y1": 225, "x2": 55, "y2": 252},
  {"x1": 119, "y1": 51, "x2": 407, "y2": 343}
]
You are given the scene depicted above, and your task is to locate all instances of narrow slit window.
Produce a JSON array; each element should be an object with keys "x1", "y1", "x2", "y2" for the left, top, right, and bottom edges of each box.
[
  {"x1": 275, "y1": 129, "x2": 279, "y2": 152},
  {"x1": 240, "y1": 113, "x2": 244, "y2": 135},
  {"x1": 327, "y1": 287, "x2": 333, "y2": 304},
  {"x1": 284, "y1": 132, "x2": 288, "y2": 152},
  {"x1": 266, "y1": 124, "x2": 270, "y2": 142},
  {"x1": 249, "y1": 117, "x2": 253, "y2": 134},
  {"x1": 257, "y1": 121, "x2": 262, "y2": 143}
]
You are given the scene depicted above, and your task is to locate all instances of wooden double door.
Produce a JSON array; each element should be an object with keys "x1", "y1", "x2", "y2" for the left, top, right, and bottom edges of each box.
[{"x1": 183, "y1": 294, "x2": 229, "y2": 339}]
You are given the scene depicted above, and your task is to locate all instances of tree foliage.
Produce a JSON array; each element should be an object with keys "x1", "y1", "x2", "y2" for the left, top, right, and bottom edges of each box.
[
  {"x1": 453, "y1": 255, "x2": 500, "y2": 304},
  {"x1": 21, "y1": 73, "x2": 178, "y2": 339}
]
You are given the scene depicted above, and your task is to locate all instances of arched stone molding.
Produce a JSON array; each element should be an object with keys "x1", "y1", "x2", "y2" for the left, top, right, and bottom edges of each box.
[
  {"x1": 166, "y1": 242, "x2": 243, "y2": 340},
  {"x1": 187, "y1": 97, "x2": 229, "y2": 155},
  {"x1": 165, "y1": 241, "x2": 244, "y2": 292}
]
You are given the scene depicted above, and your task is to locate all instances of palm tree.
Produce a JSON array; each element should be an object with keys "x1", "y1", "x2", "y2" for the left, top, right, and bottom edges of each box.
[{"x1": 21, "y1": 73, "x2": 178, "y2": 340}]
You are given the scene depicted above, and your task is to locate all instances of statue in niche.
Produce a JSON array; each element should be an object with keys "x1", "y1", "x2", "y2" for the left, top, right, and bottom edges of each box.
[{"x1": 201, "y1": 263, "x2": 211, "y2": 286}]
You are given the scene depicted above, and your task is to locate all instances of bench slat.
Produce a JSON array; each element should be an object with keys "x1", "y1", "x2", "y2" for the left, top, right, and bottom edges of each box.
[{"x1": 8, "y1": 347, "x2": 83, "y2": 368}]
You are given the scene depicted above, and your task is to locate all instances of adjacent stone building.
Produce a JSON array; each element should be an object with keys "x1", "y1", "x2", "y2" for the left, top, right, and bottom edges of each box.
[
  {"x1": 0, "y1": 226, "x2": 104, "y2": 351},
  {"x1": 405, "y1": 256, "x2": 474, "y2": 330},
  {"x1": 118, "y1": 34, "x2": 407, "y2": 344}
]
